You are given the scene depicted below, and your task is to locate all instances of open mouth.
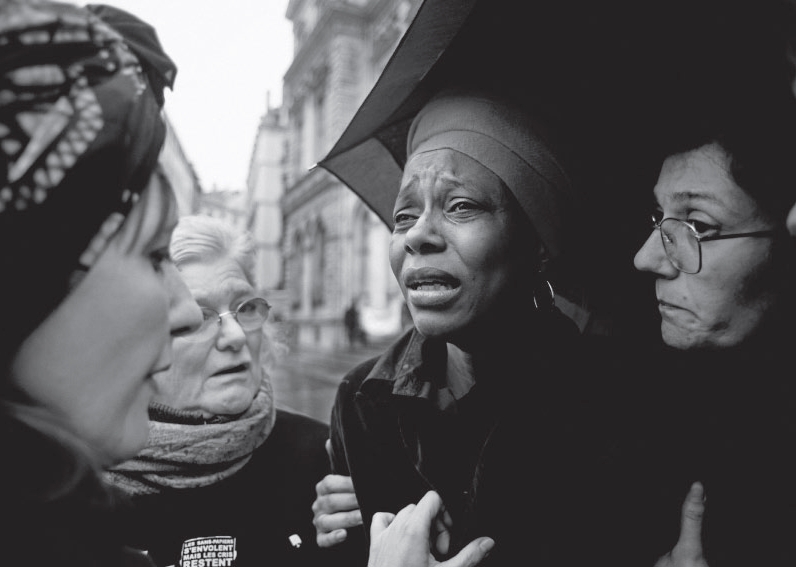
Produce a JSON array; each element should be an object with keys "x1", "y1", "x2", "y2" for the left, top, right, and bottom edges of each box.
[
  {"x1": 408, "y1": 280, "x2": 459, "y2": 291},
  {"x1": 213, "y1": 363, "x2": 249, "y2": 376}
]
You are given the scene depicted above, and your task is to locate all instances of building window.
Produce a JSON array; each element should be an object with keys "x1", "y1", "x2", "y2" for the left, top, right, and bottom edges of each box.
[
  {"x1": 289, "y1": 102, "x2": 304, "y2": 182},
  {"x1": 314, "y1": 89, "x2": 325, "y2": 160},
  {"x1": 311, "y1": 221, "x2": 326, "y2": 308},
  {"x1": 290, "y1": 232, "x2": 303, "y2": 311}
]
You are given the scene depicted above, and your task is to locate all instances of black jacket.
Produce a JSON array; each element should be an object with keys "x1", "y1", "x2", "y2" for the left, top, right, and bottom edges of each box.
[
  {"x1": 565, "y1": 334, "x2": 796, "y2": 567},
  {"x1": 329, "y1": 316, "x2": 590, "y2": 567},
  {"x1": 116, "y1": 409, "x2": 352, "y2": 567}
]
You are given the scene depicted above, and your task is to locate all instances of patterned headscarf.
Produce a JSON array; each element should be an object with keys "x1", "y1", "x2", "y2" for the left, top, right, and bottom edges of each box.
[{"x1": 0, "y1": 0, "x2": 177, "y2": 363}]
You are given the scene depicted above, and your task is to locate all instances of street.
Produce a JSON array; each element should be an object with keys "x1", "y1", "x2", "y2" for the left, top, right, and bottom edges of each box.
[{"x1": 270, "y1": 339, "x2": 392, "y2": 424}]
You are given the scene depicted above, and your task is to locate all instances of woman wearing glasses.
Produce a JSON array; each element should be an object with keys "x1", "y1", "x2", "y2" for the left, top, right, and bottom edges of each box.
[
  {"x1": 106, "y1": 215, "x2": 347, "y2": 567},
  {"x1": 634, "y1": 139, "x2": 790, "y2": 350},
  {"x1": 615, "y1": 101, "x2": 796, "y2": 566}
]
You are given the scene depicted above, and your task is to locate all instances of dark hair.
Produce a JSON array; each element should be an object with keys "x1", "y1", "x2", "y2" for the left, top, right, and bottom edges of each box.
[{"x1": 656, "y1": 91, "x2": 796, "y2": 227}]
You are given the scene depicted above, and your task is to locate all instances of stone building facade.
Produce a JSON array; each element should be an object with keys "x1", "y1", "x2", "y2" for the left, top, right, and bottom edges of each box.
[
  {"x1": 245, "y1": 99, "x2": 290, "y2": 316},
  {"x1": 266, "y1": 0, "x2": 421, "y2": 351}
]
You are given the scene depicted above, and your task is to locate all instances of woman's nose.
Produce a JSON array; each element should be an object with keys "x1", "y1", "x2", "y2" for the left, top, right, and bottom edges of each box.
[
  {"x1": 166, "y1": 263, "x2": 203, "y2": 337},
  {"x1": 216, "y1": 313, "x2": 247, "y2": 350},
  {"x1": 633, "y1": 229, "x2": 678, "y2": 278},
  {"x1": 403, "y1": 211, "x2": 445, "y2": 254}
]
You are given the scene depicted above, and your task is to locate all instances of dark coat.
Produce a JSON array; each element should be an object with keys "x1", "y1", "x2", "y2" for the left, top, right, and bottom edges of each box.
[
  {"x1": 1, "y1": 416, "x2": 157, "y2": 567},
  {"x1": 115, "y1": 409, "x2": 352, "y2": 567},
  {"x1": 565, "y1": 333, "x2": 796, "y2": 567},
  {"x1": 329, "y1": 314, "x2": 590, "y2": 567}
]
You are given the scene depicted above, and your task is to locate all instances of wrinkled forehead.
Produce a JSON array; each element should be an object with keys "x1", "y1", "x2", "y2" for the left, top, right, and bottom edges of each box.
[
  {"x1": 655, "y1": 144, "x2": 765, "y2": 219},
  {"x1": 179, "y1": 257, "x2": 253, "y2": 303},
  {"x1": 400, "y1": 148, "x2": 511, "y2": 202}
]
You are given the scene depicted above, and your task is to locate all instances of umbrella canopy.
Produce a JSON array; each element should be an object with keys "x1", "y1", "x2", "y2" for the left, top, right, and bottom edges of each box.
[
  {"x1": 318, "y1": 0, "x2": 794, "y2": 230},
  {"x1": 318, "y1": 0, "x2": 795, "y2": 334}
]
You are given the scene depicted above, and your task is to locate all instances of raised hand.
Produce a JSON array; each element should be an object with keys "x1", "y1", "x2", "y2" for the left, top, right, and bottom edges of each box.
[
  {"x1": 654, "y1": 482, "x2": 709, "y2": 567},
  {"x1": 368, "y1": 491, "x2": 494, "y2": 567}
]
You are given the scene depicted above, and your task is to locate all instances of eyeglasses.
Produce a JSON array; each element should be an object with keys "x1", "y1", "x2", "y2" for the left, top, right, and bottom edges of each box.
[
  {"x1": 651, "y1": 217, "x2": 778, "y2": 274},
  {"x1": 184, "y1": 297, "x2": 271, "y2": 342}
]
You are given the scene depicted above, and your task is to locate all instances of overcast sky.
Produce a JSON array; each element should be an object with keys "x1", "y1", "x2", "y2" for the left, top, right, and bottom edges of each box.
[{"x1": 98, "y1": 0, "x2": 293, "y2": 192}]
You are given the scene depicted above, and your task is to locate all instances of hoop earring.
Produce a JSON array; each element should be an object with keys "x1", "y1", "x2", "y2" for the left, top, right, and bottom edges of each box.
[{"x1": 532, "y1": 279, "x2": 555, "y2": 311}]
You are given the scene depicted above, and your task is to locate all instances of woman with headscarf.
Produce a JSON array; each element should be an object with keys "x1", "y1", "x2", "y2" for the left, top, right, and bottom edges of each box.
[
  {"x1": 326, "y1": 86, "x2": 593, "y2": 567},
  {"x1": 0, "y1": 5, "x2": 485, "y2": 567},
  {"x1": 0, "y1": 2, "x2": 202, "y2": 565}
]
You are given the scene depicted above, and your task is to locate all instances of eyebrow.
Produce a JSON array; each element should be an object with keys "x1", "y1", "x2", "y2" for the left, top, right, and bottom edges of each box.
[
  {"x1": 195, "y1": 283, "x2": 254, "y2": 305},
  {"x1": 658, "y1": 189, "x2": 724, "y2": 208},
  {"x1": 399, "y1": 173, "x2": 466, "y2": 193}
]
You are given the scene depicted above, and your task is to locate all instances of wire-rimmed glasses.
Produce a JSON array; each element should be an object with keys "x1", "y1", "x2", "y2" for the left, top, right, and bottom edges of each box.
[
  {"x1": 652, "y1": 216, "x2": 778, "y2": 274},
  {"x1": 184, "y1": 297, "x2": 271, "y2": 342}
]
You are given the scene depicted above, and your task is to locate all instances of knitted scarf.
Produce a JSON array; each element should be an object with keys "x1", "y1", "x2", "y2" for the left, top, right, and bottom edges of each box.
[{"x1": 105, "y1": 380, "x2": 275, "y2": 496}]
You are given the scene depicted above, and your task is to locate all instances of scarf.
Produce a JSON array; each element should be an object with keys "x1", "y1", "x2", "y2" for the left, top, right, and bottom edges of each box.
[{"x1": 106, "y1": 379, "x2": 276, "y2": 496}]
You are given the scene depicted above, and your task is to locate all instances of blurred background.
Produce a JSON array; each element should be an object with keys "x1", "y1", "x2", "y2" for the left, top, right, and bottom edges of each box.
[{"x1": 101, "y1": 0, "x2": 426, "y2": 423}]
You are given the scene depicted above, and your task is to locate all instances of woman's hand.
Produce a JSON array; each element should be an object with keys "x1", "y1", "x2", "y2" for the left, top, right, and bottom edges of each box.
[
  {"x1": 313, "y1": 472, "x2": 363, "y2": 547},
  {"x1": 368, "y1": 491, "x2": 494, "y2": 567},
  {"x1": 313, "y1": 440, "x2": 363, "y2": 548},
  {"x1": 654, "y1": 482, "x2": 709, "y2": 567}
]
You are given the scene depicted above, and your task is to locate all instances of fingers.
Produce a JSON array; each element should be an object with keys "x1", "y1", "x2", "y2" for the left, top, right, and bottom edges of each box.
[
  {"x1": 411, "y1": 490, "x2": 445, "y2": 535},
  {"x1": 675, "y1": 481, "x2": 705, "y2": 558},
  {"x1": 313, "y1": 473, "x2": 363, "y2": 548},
  {"x1": 325, "y1": 438, "x2": 333, "y2": 461},
  {"x1": 440, "y1": 537, "x2": 495, "y2": 567},
  {"x1": 313, "y1": 474, "x2": 360, "y2": 518},
  {"x1": 431, "y1": 498, "x2": 453, "y2": 556},
  {"x1": 370, "y1": 511, "x2": 397, "y2": 539},
  {"x1": 315, "y1": 473, "x2": 356, "y2": 497},
  {"x1": 317, "y1": 528, "x2": 349, "y2": 548},
  {"x1": 371, "y1": 491, "x2": 440, "y2": 542},
  {"x1": 367, "y1": 493, "x2": 494, "y2": 567},
  {"x1": 312, "y1": 492, "x2": 361, "y2": 515},
  {"x1": 314, "y1": 507, "x2": 363, "y2": 532},
  {"x1": 655, "y1": 482, "x2": 708, "y2": 567}
]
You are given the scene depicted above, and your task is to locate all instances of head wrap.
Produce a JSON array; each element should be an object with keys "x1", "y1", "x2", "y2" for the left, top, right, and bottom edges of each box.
[
  {"x1": 406, "y1": 89, "x2": 581, "y2": 259},
  {"x1": 0, "y1": 1, "x2": 176, "y2": 362}
]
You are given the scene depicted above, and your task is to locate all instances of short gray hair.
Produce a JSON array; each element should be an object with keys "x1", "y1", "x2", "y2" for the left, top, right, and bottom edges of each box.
[{"x1": 170, "y1": 214, "x2": 289, "y2": 367}]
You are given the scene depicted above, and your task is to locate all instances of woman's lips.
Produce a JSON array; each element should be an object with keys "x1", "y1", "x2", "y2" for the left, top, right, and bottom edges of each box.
[
  {"x1": 403, "y1": 268, "x2": 461, "y2": 308},
  {"x1": 407, "y1": 288, "x2": 461, "y2": 307},
  {"x1": 658, "y1": 299, "x2": 680, "y2": 311},
  {"x1": 212, "y1": 363, "x2": 249, "y2": 377}
]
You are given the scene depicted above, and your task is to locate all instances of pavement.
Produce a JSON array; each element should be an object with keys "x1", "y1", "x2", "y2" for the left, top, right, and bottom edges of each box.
[{"x1": 270, "y1": 336, "x2": 395, "y2": 424}]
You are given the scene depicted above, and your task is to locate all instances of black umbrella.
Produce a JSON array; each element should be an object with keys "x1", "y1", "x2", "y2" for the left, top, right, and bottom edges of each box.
[
  {"x1": 318, "y1": 0, "x2": 792, "y2": 228},
  {"x1": 318, "y1": 0, "x2": 794, "y2": 334},
  {"x1": 316, "y1": 0, "x2": 479, "y2": 228}
]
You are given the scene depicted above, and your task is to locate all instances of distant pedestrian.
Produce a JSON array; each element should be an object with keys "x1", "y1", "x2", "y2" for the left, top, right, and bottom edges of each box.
[{"x1": 344, "y1": 300, "x2": 366, "y2": 348}]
